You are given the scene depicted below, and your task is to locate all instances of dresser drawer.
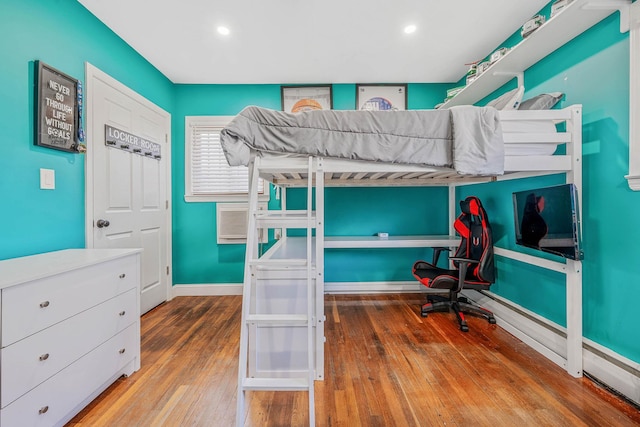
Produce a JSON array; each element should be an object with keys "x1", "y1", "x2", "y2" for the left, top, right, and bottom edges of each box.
[
  {"x1": 0, "y1": 323, "x2": 138, "y2": 427},
  {"x1": 1, "y1": 288, "x2": 137, "y2": 408},
  {"x1": 1, "y1": 255, "x2": 138, "y2": 347}
]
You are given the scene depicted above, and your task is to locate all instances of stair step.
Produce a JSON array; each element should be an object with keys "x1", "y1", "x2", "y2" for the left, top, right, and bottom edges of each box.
[
  {"x1": 255, "y1": 210, "x2": 316, "y2": 228},
  {"x1": 242, "y1": 377, "x2": 310, "y2": 391},
  {"x1": 237, "y1": 156, "x2": 317, "y2": 427},
  {"x1": 246, "y1": 314, "x2": 308, "y2": 325},
  {"x1": 249, "y1": 259, "x2": 308, "y2": 268}
]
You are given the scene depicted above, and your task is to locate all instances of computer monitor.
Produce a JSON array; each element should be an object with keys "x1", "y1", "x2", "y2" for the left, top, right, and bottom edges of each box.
[{"x1": 512, "y1": 183, "x2": 583, "y2": 260}]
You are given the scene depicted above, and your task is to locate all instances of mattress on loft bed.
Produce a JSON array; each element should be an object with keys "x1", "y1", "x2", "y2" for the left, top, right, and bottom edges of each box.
[{"x1": 220, "y1": 105, "x2": 505, "y2": 176}]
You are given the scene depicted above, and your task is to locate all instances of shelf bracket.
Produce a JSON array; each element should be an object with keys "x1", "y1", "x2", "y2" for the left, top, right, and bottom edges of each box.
[
  {"x1": 582, "y1": 0, "x2": 631, "y2": 33},
  {"x1": 492, "y1": 71, "x2": 524, "y2": 88},
  {"x1": 624, "y1": 175, "x2": 640, "y2": 191}
]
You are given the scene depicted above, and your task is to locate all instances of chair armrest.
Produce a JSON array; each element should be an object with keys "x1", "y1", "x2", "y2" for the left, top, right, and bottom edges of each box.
[
  {"x1": 449, "y1": 257, "x2": 480, "y2": 292},
  {"x1": 449, "y1": 257, "x2": 479, "y2": 264},
  {"x1": 432, "y1": 247, "x2": 451, "y2": 265}
]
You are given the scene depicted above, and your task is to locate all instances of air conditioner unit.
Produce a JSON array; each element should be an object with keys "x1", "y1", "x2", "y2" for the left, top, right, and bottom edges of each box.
[{"x1": 216, "y1": 203, "x2": 268, "y2": 244}]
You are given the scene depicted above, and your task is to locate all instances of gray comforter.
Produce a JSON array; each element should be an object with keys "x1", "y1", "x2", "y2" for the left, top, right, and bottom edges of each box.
[{"x1": 220, "y1": 105, "x2": 504, "y2": 175}]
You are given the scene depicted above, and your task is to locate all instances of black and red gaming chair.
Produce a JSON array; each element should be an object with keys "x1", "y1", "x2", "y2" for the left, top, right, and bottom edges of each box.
[{"x1": 412, "y1": 196, "x2": 496, "y2": 332}]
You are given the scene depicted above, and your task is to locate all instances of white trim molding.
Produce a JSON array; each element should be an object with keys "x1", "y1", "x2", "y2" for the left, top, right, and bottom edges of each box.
[
  {"x1": 325, "y1": 281, "x2": 423, "y2": 294},
  {"x1": 172, "y1": 281, "x2": 425, "y2": 297},
  {"x1": 583, "y1": 338, "x2": 640, "y2": 406},
  {"x1": 172, "y1": 284, "x2": 243, "y2": 297},
  {"x1": 627, "y1": 1, "x2": 640, "y2": 190}
]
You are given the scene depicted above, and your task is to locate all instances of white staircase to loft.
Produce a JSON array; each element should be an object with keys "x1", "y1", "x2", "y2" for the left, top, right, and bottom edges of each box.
[{"x1": 236, "y1": 157, "x2": 325, "y2": 427}]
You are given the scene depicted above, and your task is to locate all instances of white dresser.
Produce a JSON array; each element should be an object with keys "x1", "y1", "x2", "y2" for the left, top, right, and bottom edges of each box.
[{"x1": 0, "y1": 249, "x2": 142, "y2": 427}]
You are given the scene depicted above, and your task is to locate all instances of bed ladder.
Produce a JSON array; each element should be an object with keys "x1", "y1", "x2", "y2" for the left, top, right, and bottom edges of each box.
[{"x1": 236, "y1": 157, "x2": 321, "y2": 427}]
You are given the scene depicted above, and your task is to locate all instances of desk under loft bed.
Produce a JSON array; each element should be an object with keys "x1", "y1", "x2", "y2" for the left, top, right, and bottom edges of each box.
[{"x1": 224, "y1": 105, "x2": 583, "y2": 426}]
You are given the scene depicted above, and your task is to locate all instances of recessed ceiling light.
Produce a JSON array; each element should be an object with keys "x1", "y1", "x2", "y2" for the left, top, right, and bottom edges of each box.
[
  {"x1": 217, "y1": 26, "x2": 230, "y2": 36},
  {"x1": 404, "y1": 25, "x2": 417, "y2": 34}
]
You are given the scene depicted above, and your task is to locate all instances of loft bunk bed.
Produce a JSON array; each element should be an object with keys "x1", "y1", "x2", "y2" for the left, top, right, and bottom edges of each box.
[{"x1": 224, "y1": 104, "x2": 583, "y2": 426}]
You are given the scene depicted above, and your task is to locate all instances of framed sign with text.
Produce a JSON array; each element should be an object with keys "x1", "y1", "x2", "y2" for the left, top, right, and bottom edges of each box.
[{"x1": 35, "y1": 61, "x2": 79, "y2": 152}]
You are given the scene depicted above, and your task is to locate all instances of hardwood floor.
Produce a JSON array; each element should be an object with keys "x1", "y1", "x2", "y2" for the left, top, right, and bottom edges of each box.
[{"x1": 69, "y1": 294, "x2": 640, "y2": 426}]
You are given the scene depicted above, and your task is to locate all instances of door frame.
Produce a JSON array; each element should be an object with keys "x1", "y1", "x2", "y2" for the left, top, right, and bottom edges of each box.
[{"x1": 84, "y1": 62, "x2": 173, "y2": 304}]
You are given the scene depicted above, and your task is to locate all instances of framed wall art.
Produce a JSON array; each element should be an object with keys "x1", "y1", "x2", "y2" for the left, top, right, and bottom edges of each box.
[
  {"x1": 356, "y1": 84, "x2": 407, "y2": 111},
  {"x1": 35, "y1": 61, "x2": 80, "y2": 152},
  {"x1": 281, "y1": 85, "x2": 332, "y2": 113}
]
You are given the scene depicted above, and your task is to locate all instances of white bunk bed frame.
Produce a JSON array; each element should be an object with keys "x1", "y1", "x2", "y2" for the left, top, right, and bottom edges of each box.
[{"x1": 236, "y1": 105, "x2": 583, "y2": 426}]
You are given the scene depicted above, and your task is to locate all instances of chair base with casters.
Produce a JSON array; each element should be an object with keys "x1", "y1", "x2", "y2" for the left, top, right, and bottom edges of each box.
[{"x1": 421, "y1": 290, "x2": 496, "y2": 333}]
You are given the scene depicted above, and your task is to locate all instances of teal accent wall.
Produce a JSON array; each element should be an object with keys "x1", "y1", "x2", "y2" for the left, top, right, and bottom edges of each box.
[
  {"x1": 322, "y1": 185, "x2": 449, "y2": 282},
  {"x1": 460, "y1": 12, "x2": 636, "y2": 361},
  {"x1": 0, "y1": 0, "x2": 173, "y2": 260},
  {"x1": 172, "y1": 83, "x2": 450, "y2": 285},
  {"x1": 172, "y1": 85, "x2": 280, "y2": 284}
]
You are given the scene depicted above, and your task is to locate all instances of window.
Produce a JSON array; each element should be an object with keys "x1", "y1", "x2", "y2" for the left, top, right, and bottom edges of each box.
[{"x1": 185, "y1": 116, "x2": 266, "y2": 202}]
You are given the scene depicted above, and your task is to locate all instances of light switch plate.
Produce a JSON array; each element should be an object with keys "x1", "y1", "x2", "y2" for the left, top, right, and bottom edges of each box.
[{"x1": 40, "y1": 168, "x2": 55, "y2": 190}]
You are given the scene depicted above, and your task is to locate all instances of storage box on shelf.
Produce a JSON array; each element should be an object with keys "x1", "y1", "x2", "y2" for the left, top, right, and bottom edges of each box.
[{"x1": 440, "y1": 0, "x2": 630, "y2": 109}]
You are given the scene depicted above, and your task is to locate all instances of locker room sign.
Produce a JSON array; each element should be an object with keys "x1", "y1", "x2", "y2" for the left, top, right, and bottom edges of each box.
[{"x1": 104, "y1": 124, "x2": 161, "y2": 160}]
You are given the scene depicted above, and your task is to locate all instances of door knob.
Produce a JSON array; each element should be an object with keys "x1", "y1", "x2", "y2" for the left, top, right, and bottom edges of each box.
[{"x1": 96, "y1": 219, "x2": 110, "y2": 228}]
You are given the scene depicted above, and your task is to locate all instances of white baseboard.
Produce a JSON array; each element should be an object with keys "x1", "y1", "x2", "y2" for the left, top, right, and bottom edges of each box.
[
  {"x1": 464, "y1": 289, "x2": 640, "y2": 407},
  {"x1": 325, "y1": 281, "x2": 424, "y2": 294},
  {"x1": 583, "y1": 338, "x2": 640, "y2": 406},
  {"x1": 172, "y1": 281, "x2": 424, "y2": 297},
  {"x1": 172, "y1": 283, "x2": 242, "y2": 297}
]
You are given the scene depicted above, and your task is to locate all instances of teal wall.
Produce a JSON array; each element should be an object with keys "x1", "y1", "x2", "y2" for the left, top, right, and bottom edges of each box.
[
  {"x1": 1, "y1": 0, "x2": 638, "y2": 367},
  {"x1": 460, "y1": 12, "x2": 636, "y2": 360},
  {"x1": 0, "y1": 0, "x2": 173, "y2": 260},
  {"x1": 172, "y1": 83, "x2": 451, "y2": 284}
]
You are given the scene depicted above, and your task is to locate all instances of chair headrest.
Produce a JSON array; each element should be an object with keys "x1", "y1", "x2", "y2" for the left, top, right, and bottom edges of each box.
[{"x1": 460, "y1": 197, "x2": 480, "y2": 216}]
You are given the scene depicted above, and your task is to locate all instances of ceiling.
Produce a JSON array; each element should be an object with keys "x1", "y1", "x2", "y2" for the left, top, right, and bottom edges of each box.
[{"x1": 78, "y1": 0, "x2": 549, "y2": 85}]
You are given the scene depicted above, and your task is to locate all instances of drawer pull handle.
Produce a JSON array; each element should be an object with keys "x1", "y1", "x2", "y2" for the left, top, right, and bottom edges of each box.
[
  {"x1": 119, "y1": 273, "x2": 126, "y2": 279},
  {"x1": 39, "y1": 406, "x2": 49, "y2": 414},
  {"x1": 119, "y1": 348, "x2": 126, "y2": 354},
  {"x1": 119, "y1": 310, "x2": 126, "y2": 316},
  {"x1": 39, "y1": 353, "x2": 50, "y2": 361},
  {"x1": 39, "y1": 301, "x2": 50, "y2": 308}
]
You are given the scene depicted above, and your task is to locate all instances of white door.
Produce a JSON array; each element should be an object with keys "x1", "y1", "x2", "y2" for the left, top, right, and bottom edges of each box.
[{"x1": 85, "y1": 63, "x2": 171, "y2": 315}]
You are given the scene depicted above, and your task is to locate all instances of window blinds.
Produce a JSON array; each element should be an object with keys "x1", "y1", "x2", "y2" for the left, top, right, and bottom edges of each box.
[{"x1": 189, "y1": 124, "x2": 263, "y2": 195}]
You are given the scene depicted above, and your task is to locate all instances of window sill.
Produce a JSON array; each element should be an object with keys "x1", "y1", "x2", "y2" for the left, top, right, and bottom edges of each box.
[{"x1": 184, "y1": 194, "x2": 269, "y2": 203}]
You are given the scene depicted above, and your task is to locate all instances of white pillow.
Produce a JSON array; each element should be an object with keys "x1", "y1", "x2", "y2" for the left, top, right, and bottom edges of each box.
[
  {"x1": 487, "y1": 86, "x2": 525, "y2": 110},
  {"x1": 519, "y1": 92, "x2": 564, "y2": 110}
]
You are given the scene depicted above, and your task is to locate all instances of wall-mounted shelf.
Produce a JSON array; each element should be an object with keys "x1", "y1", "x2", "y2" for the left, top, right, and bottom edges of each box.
[{"x1": 441, "y1": 0, "x2": 630, "y2": 109}]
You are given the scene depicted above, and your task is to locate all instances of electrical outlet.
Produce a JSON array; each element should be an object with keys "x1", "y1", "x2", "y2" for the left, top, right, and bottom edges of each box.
[{"x1": 274, "y1": 228, "x2": 282, "y2": 240}]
